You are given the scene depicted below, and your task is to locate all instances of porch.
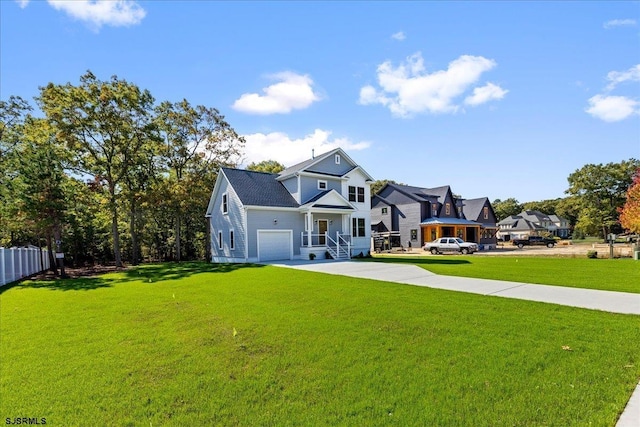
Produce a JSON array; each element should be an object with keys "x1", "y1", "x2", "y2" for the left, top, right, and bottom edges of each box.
[
  {"x1": 301, "y1": 232, "x2": 351, "y2": 260},
  {"x1": 421, "y1": 218, "x2": 482, "y2": 244}
]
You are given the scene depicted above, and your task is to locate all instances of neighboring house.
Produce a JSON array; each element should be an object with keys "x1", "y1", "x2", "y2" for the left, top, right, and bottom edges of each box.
[
  {"x1": 206, "y1": 148, "x2": 374, "y2": 263},
  {"x1": 371, "y1": 183, "x2": 498, "y2": 250},
  {"x1": 497, "y1": 210, "x2": 571, "y2": 241}
]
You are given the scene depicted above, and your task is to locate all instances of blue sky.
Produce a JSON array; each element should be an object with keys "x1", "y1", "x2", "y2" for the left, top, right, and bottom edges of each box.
[{"x1": 2, "y1": 1, "x2": 639, "y2": 202}]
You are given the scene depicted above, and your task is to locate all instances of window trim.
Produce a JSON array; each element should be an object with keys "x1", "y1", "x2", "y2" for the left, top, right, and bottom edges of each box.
[
  {"x1": 483, "y1": 206, "x2": 489, "y2": 220},
  {"x1": 445, "y1": 203, "x2": 451, "y2": 215},
  {"x1": 357, "y1": 187, "x2": 365, "y2": 203},
  {"x1": 318, "y1": 180, "x2": 327, "y2": 190},
  {"x1": 352, "y1": 217, "x2": 366, "y2": 237},
  {"x1": 335, "y1": 154, "x2": 341, "y2": 164},
  {"x1": 348, "y1": 185, "x2": 356, "y2": 202},
  {"x1": 381, "y1": 207, "x2": 388, "y2": 215}
]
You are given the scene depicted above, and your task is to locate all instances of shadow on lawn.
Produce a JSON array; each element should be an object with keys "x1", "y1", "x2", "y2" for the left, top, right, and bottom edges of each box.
[
  {"x1": 1, "y1": 262, "x2": 263, "y2": 293},
  {"x1": 361, "y1": 256, "x2": 471, "y2": 266},
  {"x1": 124, "y1": 261, "x2": 264, "y2": 283},
  {"x1": 9, "y1": 277, "x2": 115, "y2": 292}
]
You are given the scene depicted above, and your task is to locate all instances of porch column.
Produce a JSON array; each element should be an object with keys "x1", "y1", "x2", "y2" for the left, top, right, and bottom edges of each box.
[{"x1": 306, "y1": 212, "x2": 312, "y2": 248}]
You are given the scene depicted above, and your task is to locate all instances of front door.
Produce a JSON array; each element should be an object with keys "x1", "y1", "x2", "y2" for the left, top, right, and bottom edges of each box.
[{"x1": 318, "y1": 219, "x2": 328, "y2": 245}]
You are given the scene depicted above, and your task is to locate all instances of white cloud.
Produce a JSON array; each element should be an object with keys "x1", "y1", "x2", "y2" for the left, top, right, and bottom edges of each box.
[
  {"x1": 603, "y1": 19, "x2": 637, "y2": 29},
  {"x1": 586, "y1": 64, "x2": 640, "y2": 122},
  {"x1": 605, "y1": 64, "x2": 640, "y2": 91},
  {"x1": 464, "y1": 82, "x2": 509, "y2": 106},
  {"x1": 585, "y1": 95, "x2": 639, "y2": 122},
  {"x1": 232, "y1": 72, "x2": 321, "y2": 115},
  {"x1": 358, "y1": 52, "x2": 506, "y2": 117},
  {"x1": 241, "y1": 129, "x2": 370, "y2": 167},
  {"x1": 18, "y1": 1, "x2": 146, "y2": 29},
  {"x1": 391, "y1": 31, "x2": 406, "y2": 41}
]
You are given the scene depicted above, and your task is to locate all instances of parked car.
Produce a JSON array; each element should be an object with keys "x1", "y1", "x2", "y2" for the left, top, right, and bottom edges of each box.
[
  {"x1": 423, "y1": 237, "x2": 478, "y2": 255},
  {"x1": 512, "y1": 235, "x2": 556, "y2": 248}
]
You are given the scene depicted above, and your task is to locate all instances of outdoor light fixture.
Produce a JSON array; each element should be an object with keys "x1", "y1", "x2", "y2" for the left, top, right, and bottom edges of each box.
[{"x1": 273, "y1": 219, "x2": 278, "y2": 224}]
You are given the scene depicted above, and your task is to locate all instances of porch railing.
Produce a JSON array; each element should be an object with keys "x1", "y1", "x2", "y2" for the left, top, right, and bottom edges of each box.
[
  {"x1": 301, "y1": 233, "x2": 327, "y2": 247},
  {"x1": 300, "y1": 232, "x2": 351, "y2": 260},
  {"x1": 326, "y1": 233, "x2": 351, "y2": 260}
]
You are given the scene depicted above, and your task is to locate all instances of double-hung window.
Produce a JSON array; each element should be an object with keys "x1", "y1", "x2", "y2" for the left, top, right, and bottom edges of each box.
[
  {"x1": 222, "y1": 193, "x2": 228, "y2": 214},
  {"x1": 349, "y1": 186, "x2": 365, "y2": 203},
  {"x1": 352, "y1": 218, "x2": 365, "y2": 237}
]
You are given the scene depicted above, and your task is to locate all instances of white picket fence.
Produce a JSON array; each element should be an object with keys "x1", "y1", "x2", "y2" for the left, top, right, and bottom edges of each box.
[{"x1": 0, "y1": 247, "x2": 51, "y2": 286}]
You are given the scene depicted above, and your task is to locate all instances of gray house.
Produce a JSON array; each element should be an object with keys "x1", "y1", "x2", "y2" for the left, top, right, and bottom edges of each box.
[
  {"x1": 206, "y1": 148, "x2": 374, "y2": 263},
  {"x1": 371, "y1": 183, "x2": 498, "y2": 250},
  {"x1": 497, "y1": 210, "x2": 571, "y2": 240}
]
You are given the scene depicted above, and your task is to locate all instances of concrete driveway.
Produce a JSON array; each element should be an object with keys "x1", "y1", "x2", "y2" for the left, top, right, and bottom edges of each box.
[
  {"x1": 267, "y1": 259, "x2": 640, "y2": 426},
  {"x1": 268, "y1": 259, "x2": 640, "y2": 315}
]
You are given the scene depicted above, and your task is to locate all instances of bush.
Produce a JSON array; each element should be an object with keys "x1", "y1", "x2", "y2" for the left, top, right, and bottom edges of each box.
[
  {"x1": 587, "y1": 250, "x2": 598, "y2": 259},
  {"x1": 309, "y1": 253, "x2": 316, "y2": 260}
]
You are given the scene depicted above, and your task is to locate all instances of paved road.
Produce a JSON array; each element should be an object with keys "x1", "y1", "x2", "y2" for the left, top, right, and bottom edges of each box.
[{"x1": 268, "y1": 259, "x2": 640, "y2": 427}]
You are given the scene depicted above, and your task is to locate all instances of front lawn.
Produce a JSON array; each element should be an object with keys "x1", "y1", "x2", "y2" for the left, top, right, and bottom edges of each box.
[
  {"x1": 367, "y1": 255, "x2": 640, "y2": 294},
  {"x1": 1, "y1": 263, "x2": 638, "y2": 426}
]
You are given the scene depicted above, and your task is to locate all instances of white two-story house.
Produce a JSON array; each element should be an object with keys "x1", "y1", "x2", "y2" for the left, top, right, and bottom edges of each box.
[{"x1": 206, "y1": 148, "x2": 374, "y2": 263}]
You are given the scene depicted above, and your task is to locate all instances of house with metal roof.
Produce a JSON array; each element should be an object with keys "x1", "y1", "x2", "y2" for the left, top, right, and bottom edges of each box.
[
  {"x1": 497, "y1": 210, "x2": 570, "y2": 240},
  {"x1": 371, "y1": 183, "x2": 498, "y2": 250},
  {"x1": 205, "y1": 148, "x2": 374, "y2": 263}
]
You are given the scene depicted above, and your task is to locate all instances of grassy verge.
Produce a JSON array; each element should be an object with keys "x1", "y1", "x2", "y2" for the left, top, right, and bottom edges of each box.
[
  {"x1": 366, "y1": 255, "x2": 640, "y2": 293},
  {"x1": 1, "y1": 263, "x2": 639, "y2": 426}
]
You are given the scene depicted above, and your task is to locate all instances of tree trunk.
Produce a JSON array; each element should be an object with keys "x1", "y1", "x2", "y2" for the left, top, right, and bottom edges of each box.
[
  {"x1": 129, "y1": 197, "x2": 139, "y2": 266},
  {"x1": 110, "y1": 187, "x2": 123, "y2": 268},
  {"x1": 175, "y1": 213, "x2": 181, "y2": 262},
  {"x1": 53, "y1": 224, "x2": 66, "y2": 278},
  {"x1": 46, "y1": 234, "x2": 58, "y2": 275}
]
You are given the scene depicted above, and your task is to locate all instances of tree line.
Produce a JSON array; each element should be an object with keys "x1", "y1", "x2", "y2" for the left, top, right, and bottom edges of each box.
[
  {"x1": 2, "y1": 71, "x2": 638, "y2": 276},
  {"x1": 491, "y1": 158, "x2": 640, "y2": 238},
  {"x1": 1, "y1": 71, "x2": 244, "y2": 273}
]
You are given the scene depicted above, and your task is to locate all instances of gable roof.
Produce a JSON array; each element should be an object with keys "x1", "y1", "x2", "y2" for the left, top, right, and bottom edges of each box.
[
  {"x1": 221, "y1": 168, "x2": 299, "y2": 208},
  {"x1": 462, "y1": 197, "x2": 489, "y2": 221},
  {"x1": 277, "y1": 147, "x2": 374, "y2": 181},
  {"x1": 382, "y1": 183, "x2": 438, "y2": 203},
  {"x1": 299, "y1": 189, "x2": 355, "y2": 211}
]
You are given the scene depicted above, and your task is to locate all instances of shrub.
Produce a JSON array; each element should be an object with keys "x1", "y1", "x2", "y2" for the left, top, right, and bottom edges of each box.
[
  {"x1": 309, "y1": 253, "x2": 316, "y2": 260},
  {"x1": 587, "y1": 250, "x2": 598, "y2": 259}
]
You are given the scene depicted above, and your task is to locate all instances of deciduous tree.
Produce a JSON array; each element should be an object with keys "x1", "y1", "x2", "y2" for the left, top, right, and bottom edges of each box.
[
  {"x1": 246, "y1": 160, "x2": 285, "y2": 174},
  {"x1": 155, "y1": 99, "x2": 243, "y2": 261},
  {"x1": 566, "y1": 159, "x2": 640, "y2": 238},
  {"x1": 492, "y1": 198, "x2": 522, "y2": 221},
  {"x1": 38, "y1": 71, "x2": 157, "y2": 267},
  {"x1": 619, "y1": 168, "x2": 640, "y2": 234}
]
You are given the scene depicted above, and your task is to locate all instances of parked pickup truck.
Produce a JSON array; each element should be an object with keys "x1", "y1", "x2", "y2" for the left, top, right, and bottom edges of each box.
[
  {"x1": 512, "y1": 236, "x2": 556, "y2": 249},
  {"x1": 423, "y1": 237, "x2": 478, "y2": 255}
]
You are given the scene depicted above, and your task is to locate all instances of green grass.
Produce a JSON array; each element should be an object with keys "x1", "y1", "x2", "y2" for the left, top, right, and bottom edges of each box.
[
  {"x1": 367, "y1": 255, "x2": 640, "y2": 293},
  {"x1": 1, "y1": 262, "x2": 639, "y2": 426}
]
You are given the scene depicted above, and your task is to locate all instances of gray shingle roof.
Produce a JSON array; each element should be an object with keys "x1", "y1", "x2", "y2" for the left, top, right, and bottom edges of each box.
[
  {"x1": 462, "y1": 197, "x2": 488, "y2": 221},
  {"x1": 222, "y1": 168, "x2": 299, "y2": 208}
]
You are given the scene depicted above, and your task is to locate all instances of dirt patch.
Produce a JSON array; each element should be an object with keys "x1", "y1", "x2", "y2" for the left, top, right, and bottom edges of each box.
[
  {"x1": 30, "y1": 265, "x2": 128, "y2": 281},
  {"x1": 388, "y1": 242, "x2": 637, "y2": 258}
]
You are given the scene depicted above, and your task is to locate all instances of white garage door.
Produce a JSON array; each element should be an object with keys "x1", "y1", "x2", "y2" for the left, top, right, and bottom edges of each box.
[{"x1": 257, "y1": 230, "x2": 293, "y2": 261}]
